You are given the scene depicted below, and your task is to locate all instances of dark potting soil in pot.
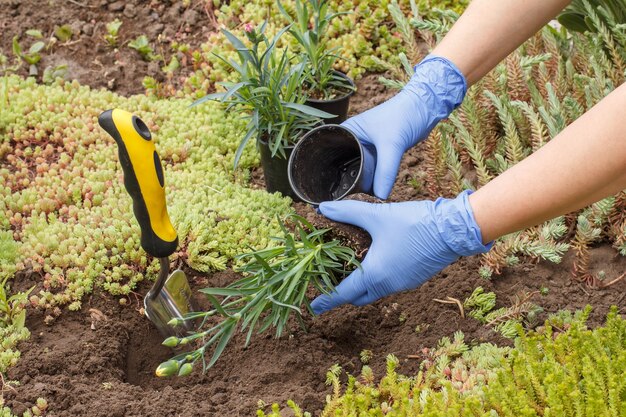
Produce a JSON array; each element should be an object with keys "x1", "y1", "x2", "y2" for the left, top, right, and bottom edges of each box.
[
  {"x1": 305, "y1": 72, "x2": 356, "y2": 125},
  {"x1": 289, "y1": 125, "x2": 365, "y2": 204}
]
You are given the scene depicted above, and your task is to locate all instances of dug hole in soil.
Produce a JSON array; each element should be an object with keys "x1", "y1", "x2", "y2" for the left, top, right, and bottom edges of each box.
[{"x1": 3, "y1": 2, "x2": 626, "y2": 416}]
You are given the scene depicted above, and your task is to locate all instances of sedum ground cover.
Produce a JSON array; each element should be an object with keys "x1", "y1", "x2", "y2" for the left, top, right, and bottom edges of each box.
[
  {"x1": 260, "y1": 308, "x2": 626, "y2": 417},
  {"x1": 0, "y1": 75, "x2": 293, "y2": 311}
]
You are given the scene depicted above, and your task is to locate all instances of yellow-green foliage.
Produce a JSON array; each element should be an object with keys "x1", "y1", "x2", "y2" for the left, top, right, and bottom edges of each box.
[
  {"x1": 464, "y1": 287, "x2": 542, "y2": 339},
  {"x1": 0, "y1": 279, "x2": 30, "y2": 375},
  {"x1": 0, "y1": 398, "x2": 47, "y2": 417},
  {"x1": 0, "y1": 223, "x2": 18, "y2": 281},
  {"x1": 259, "y1": 307, "x2": 626, "y2": 416},
  {"x1": 415, "y1": 0, "x2": 469, "y2": 16},
  {"x1": 0, "y1": 75, "x2": 293, "y2": 310},
  {"x1": 0, "y1": 222, "x2": 30, "y2": 375}
]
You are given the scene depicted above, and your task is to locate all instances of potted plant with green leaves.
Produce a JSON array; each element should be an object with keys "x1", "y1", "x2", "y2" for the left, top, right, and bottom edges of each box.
[
  {"x1": 278, "y1": 0, "x2": 356, "y2": 124},
  {"x1": 192, "y1": 22, "x2": 333, "y2": 199}
]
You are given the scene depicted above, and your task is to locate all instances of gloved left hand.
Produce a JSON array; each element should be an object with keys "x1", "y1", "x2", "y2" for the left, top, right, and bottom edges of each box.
[
  {"x1": 342, "y1": 55, "x2": 467, "y2": 199},
  {"x1": 311, "y1": 190, "x2": 492, "y2": 315}
]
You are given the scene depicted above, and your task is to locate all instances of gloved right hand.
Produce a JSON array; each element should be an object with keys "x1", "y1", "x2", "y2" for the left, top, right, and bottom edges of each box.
[
  {"x1": 311, "y1": 190, "x2": 492, "y2": 315},
  {"x1": 342, "y1": 55, "x2": 467, "y2": 199}
]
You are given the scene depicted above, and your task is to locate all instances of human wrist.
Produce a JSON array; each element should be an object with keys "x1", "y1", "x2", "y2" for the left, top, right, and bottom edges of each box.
[
  {"x1": 434, "y1": 190, "x2": 493, "y2": 256},
  {"x1": 399, "y1": 55, "x2": 468, "y2": 145},
  {"x1": 414, "y1": 54, "x2": 468, "y2": 104}
]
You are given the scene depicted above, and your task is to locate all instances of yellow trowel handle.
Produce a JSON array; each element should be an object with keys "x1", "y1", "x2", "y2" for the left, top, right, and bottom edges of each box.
[{"x1": 98, "y1": 109, "x2": 178, "y2": 258}]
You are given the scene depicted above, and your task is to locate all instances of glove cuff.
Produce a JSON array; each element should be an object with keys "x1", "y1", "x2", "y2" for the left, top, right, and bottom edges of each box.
[
  {"x1": 434, "y1": 190, "x2": 493, "y2": 257},
  {"x1": 398, "y1": 55, "x2": 467, "y2": 146},
  {"x1": 406, "y1": 54, "x2": 467, "y2": 120}
]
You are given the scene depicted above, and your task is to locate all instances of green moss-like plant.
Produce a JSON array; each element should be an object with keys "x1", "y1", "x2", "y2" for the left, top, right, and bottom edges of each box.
[
  {"x1": 259, "y1": 307, "x2": 626, "y2": 416},
  {"x1": 0, "y1": 398, "x2": 48, "y2": 417},
  {"x1": 0, "y1": 75, "x2": 294, "y2": 310},
  {"x1": 464, "y1": 287, "x2": 542, "y2": 339}
]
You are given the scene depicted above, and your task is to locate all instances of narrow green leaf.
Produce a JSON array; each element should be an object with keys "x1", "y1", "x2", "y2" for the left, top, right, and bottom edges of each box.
[
  {"x1": 190, "y1": 92, "x2": 226, "y2": 107},
  {"x1": 282, "y1": 102, "x2": 336, "y2": 118},
  {"x1": 26, "y1": 29, "x2": 43, "y2": 39},
  {"x1": 233, "y1": 125, "x2": 256, "y2": 169},
  {"x1": 204, "y1": 294, "x2": 231, "y2": 317},
  {"x1": 208, "y1": 321, "x2": 237, "y2": 367},
  {"x1": 200, "y1": 287, "x2": 259, "y2": 296}
]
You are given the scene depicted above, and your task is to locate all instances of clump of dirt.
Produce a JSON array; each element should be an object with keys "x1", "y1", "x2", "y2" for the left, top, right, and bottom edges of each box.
[{"x1": 1, "y1": 0, "x2": 215, "y2": 96}]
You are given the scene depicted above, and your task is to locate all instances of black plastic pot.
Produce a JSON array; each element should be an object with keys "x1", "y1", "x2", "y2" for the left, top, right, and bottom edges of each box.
[
  {"x1": 304, "y1": 71, "x2": 355, "y2": 125},
  {"x1": 288, "y1": 125, "x2": 375, "y2": 205},
  {"x1": 258, "y1": 138, "x2": 301, "y2": 201}
]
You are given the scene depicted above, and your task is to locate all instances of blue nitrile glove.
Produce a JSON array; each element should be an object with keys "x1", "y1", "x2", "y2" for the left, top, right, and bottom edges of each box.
[
  {"x1": 342, "y1": 55, "x2": 467, "y2": 199},
  {"x1": 311, "y1": 190, "x2": 492, "y2": 315}
]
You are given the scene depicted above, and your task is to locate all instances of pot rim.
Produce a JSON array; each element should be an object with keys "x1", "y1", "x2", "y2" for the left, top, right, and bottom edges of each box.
[
  {"x1": 287, "y1": 124, "x2": 364, "y2": 206},
  {"x1": 303, "y1": 71, "x2": 356, "y2": 105}
]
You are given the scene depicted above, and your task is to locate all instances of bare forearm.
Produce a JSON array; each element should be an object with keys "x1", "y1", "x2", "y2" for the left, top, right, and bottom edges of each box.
[
  {"x1": 469, "y1": 83, "x2": 626, "y2": 243},
  {"x1": 432, "y1": 0, "x2": 572, "y2": 85}
]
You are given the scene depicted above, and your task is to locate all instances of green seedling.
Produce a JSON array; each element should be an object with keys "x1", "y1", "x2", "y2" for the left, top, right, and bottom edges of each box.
[
  {"x1": 12, "y1": 36, "x2": 45, "y2": 76},
  {"x1": 42, "y1": 64, "x2": 69, "y2": 85},
  {"x1": 162, "y1": 55, "x2": 180, "y2": 73},
  {"x1": 104, "y1": 19, "x2": 122, "y2": 47},
  {"x1": 54, "y1": 24, "x2": 73, "y2": 42},
  {"x1": 0, "y1": 53, "x2": 20, "y2": 106},
  {"x1": 359, "y1": 349, "x2": 373, "y2": 364},
  {"x1": 25, "y1": 29, "x2": 43, "y2": 39},
  {"x1": 156, "y1": 214, "x2": 360, "y2": 377},
  {"x1": 464, "y1": 287, "x2": 543, "y2": 338},
  {"x1": 0, "y1": 276, "x2": 33, "y2": 374},
  {"x1": 128, "y1": 35, "x2": 162, "y2": 61},
  {"x1": 414, "y1": 323, "x2": 429, "y2": 334}
]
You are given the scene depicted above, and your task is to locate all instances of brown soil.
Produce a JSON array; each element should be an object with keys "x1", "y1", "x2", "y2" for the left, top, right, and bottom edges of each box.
[
  {"x1": 6, "y1": 245, "x2": 625, "y2": 416},
  {"x1": 3, "y1": 5, "x2": 626, "y2": 417},
  {"x1": 1, "y1": 0, "x2": 216, "y2": 96}
]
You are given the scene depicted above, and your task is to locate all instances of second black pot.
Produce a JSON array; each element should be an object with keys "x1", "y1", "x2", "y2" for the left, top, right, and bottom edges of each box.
[
  {"x1": 258, "y1": 138, "x2": 301, "y2": 201},
  {"x1": 304, "y1": 71, "x2": 355, "y2": 125}
]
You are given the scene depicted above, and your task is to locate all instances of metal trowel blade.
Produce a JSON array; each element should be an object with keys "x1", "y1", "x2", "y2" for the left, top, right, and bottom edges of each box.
[{"x1": 144, "y1": 269, "x2": 196, "y2": 338}]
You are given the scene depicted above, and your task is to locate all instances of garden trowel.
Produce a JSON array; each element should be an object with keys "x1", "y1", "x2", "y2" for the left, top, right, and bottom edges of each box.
[{"x1": 98, "y1": 109, "x2": 195, "y2": 338}]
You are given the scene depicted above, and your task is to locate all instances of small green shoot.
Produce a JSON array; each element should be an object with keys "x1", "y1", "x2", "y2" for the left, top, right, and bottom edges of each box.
[
  {"x1": 25, "y1": 29, "x2": 43, "y2": 39},
  {"x1": 42, "y1": 64, "x2": 69, "y2": 84},
  {"x1": 360, "y1": 349, "x2": 373, "y2": 364},
  {"x1": 128, "y1": 35, "x2": 162, "y2": 61},
  {"x1": 0, "y1": 275, "x2": 34, "y2": 374},
  {"x1": 12, "y1": 36, "x2": 45, "y2": 76},
  {"x1": 54, "y1": 25, "x2": 73, "y2": 42},
  {"x1": 104, "y1": 19, "x2": 122, "y2": 48}
]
